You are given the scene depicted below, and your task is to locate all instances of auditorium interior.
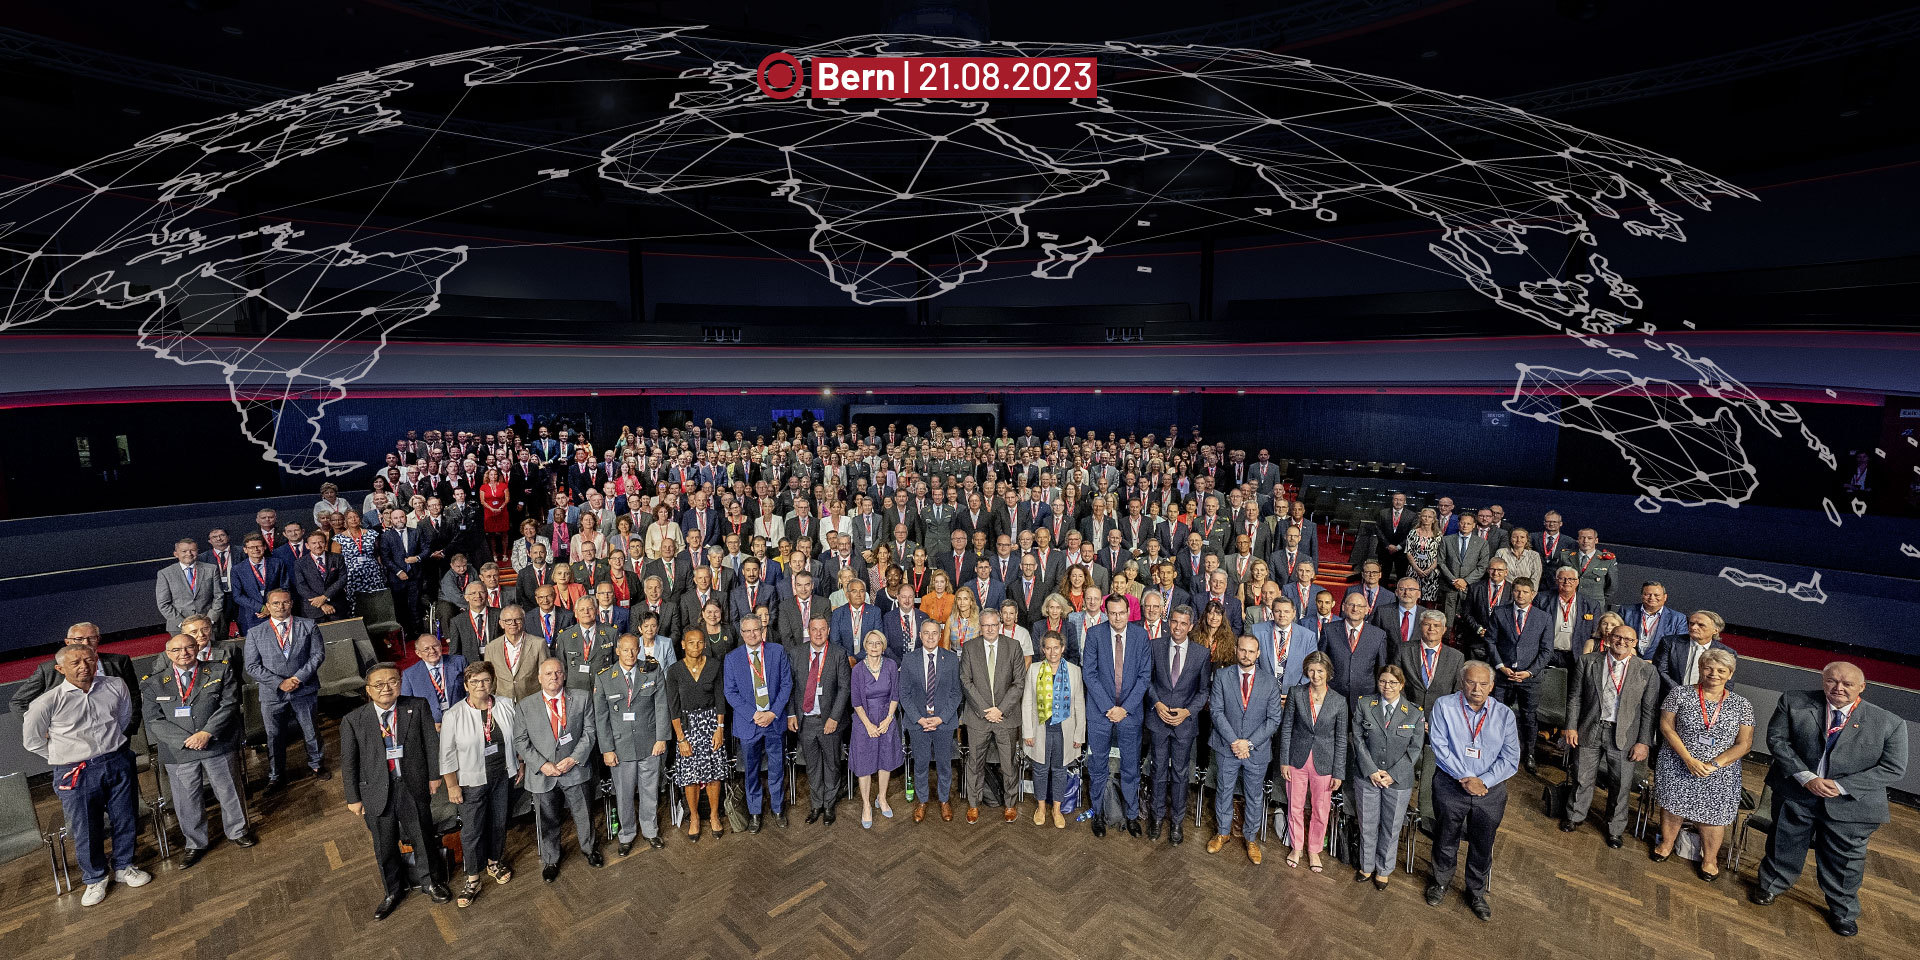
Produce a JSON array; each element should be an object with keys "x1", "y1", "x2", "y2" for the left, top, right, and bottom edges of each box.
[{"x1": 0, "y1": 1, "x2": 1916, "y2": 958}]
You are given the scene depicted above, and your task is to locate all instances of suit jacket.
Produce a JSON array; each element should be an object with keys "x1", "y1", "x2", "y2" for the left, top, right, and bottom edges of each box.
[
  {"x1": 1437, "y1": 533, "x2": 1491, "y2": 592},
  {"x1": 784, "y1": 640, "x2": 852, "y2": 723},
  {"x1": 522, "y1": 605, "x2": 573, "y2": 652},
  {"x1": 1764, "y1": 689, "x2": 1910, "y2": 824},
  {"x1": 828, "y1": 602, "x2": 881, "y2": 660},
  {"x1": 341, "y1": 697, "x2": 440, "y2": 816},
  {"x1": 514, "y1": 688, "x2": 595, "y2": 791},
  {"x1": 722, "y1": 643, "x2": 793, "y2": 738},
  {"x1": 1147, "y1": 637, "x2": 1210, "y2": 722},
  {"x1": 897, "y1": 644, "x2": 962, "y2": 733},
  {"x1": 1566, "y1": 652, "x2": 1659, "y2": 752},
  {"x1": 444, "y1": 606, "x2": 501, "y2": 664},
  {"x1": 1393, "y1": 641, "x2": 1464, "y2": 712},
  {"x1": 1372, "y1": 603, "x2": 1426, "y2": 645},
  {"x1": 1616, "y1": 603, "x2": 1689, "y2": 657},
  {"x1": 291, "y1": 551, "x2": 346, "y2": 620},
  {"x1": 641, "y1": 554, "x2": 695, "y2": 596},
  {"x1": 1462, "y1": 578, "x2": 1515, "y2": 648},
  {"x1": 483, "y1": 633, "x2": 550, "y2": 702},
  {"x1": 1488, "y1": 604, "x2": 1552, "y2": 683},
  {"x1": 1534, "y1": 591, "x2": 1607, "y2": 656},
  {"x1": 243, "y1": 617, "x2": 325, "y2": 703},
  {"x1": 1317, "y1": 620, "x2": 1391, "y2": 702},
  {"x1": 958, "y1": 632, "x2": 1026, "y2": 725},
  {"x1": 1278, "y1": 582, "x2": 1319, "y2": 622},
  {"x1": 1195, "y1": 593, "x2": 1244, "y2": 636},
  {"x1": 593, "y1": 662, "x2": 673, "y2": 759},
  {"x1": 199, "y1": 545, "x2": 242, "y2": 594},
  {"x1": 140, "y1": 659, "x2": 244, "y2": 763},
  {"x1": 1350, "y1": 696, "x2": 1425, "y2": 783},
  {"x1": 400, "y1": 655, "x2": 467, "y2": 723},
  {"x1": 728, "y1": 581, "x2": 777, "y2": 628},
  {"x1": 230, "y1": 556, "x2": 291, "y2": 621},
  {"x1": 156, "y1": 562, "x2": 222, "y2": 634},
  {"x1": 1278, "y1": 683, "x2": 1349, "y2": 771},
  {"x1": 820, "y1": 551, "x2": 868, "y2": 589},
  {"x1": 1374, "y1": 506, "x2": 1415, "y2": 552},
  {"x1": 555, "y1": 621, "x2": 618, "y2": 690},
  {"x1": 378, "y1": 526, "x2": 424, "y2": 584},
  {"x1": 1651, "y1": 636, "x2": 1736, "y2": 692},
  {"x1": 1208, "y1": 665, "x2": 1285, "y2": 761},
  {"x1": 1081, "y1": 622, "x2": 1152, "y2": 716},
  {"x1": 1250, "y1": 620, "x2": 1318, "y2": 691}
]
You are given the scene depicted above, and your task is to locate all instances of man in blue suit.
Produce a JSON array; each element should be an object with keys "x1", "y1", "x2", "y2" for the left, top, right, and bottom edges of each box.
[
  {"x1": 243, "y1": 589, "x2": 328, "y2": 788},
  {"x1": 898, "y1": 620, "x2": 962, "y2": 820},
  {"x1": 723, "y1": 615, "x2": 791, "y2": 831},
  {"x1": 377, "y1": 506, "x2": 426, "y2": 637},
  {"x1": 964, "y1": 558, "x2": 1005, "y2": 613},
  {"x1": 1651, "y1": 610, "x2": 1738, "y2": 694},
  {"x1": 1318, "y1": 592, "x2": 1391, "y2": 704},
  {"x1": 1208, "y1": 634, "x2": 1284, "y2": 864},
  {"x1": 1489, "y1": 577, "x2": 1553, "y2": 774},
  {"x1": 399, "y1": 633, "x2": 465, "y2": 725},
  {"x1": 728, "y1": 558, "x2": 774, "y2": 632},
  {"x1": 1145, "y1": 604, "x2": 1210, "y2": 843},
  {"x1": 1616, "y1": 580, "x2": 1689, "y2": 659},
  {"x1": 1253, "y1": 597, "x2": 1318, "y2": 692},
  {"x1": 230, "y1": 533, "x2": 290, "y2": 635},
  {"x1": 880, "y1": 584, "x2": 924, "y2": 661},
  {"x1": 830, "y1": 579, "x2": 881, "y2": 661},
  {"x1": 1082, "y1": 593, "x2": 1152, "y2": 837}
]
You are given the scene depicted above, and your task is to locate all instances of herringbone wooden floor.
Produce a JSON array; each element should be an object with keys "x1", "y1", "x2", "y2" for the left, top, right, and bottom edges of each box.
[{"x1": 3, "y1": 710, "x2": 1914, "y2": 960}]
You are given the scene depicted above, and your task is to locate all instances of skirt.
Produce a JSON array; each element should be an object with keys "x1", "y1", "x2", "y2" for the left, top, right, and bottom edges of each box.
[{"x1": 672, "y1": 707, "x2": 731, "y2": 787}]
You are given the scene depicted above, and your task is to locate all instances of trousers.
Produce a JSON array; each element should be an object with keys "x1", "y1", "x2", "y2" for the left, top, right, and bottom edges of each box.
[
  {"x1": 1146, "y1": 718, "x2": 1197, "y2": 821},
  {"x1": 738, "y1": 729, "x2": 786, "y2": 814},
  {"x1": 1756, "y1": 793, "x2": 1880, "y2": 922},
  {"x1": 1355, "y1": 780, "x2": 1412, "y2": 877},
  {"x1": 165, "y1": 751, "x2": 248, "y2": 850},
  {"x1": 363, "y1": 776, "x2": 443, "y2": 897},
  {"x1": 795, "y1": 715, "x2": 843, "y2": 811},
  {"x1": 1566, "y1": 720, "x2": 1638, "y2": 837},
  {"x1": 1085, "y1": 714, "x2": 1143, "y2": 819},
  {"x1": 261, "y1": 691, "x2": 323, "y2": 780},
  {"x1": 963, "y1": 717, "x2": 1018, "y2": 807},
  {"x1": 457, "y1": 776, "x2": 511, "y2": 873},
  {"x1": 532, "y1": 781, "x2": 595, "y2": 865},
  {"x1": 609, "y1": 754, "x2": 663, "y2": 842},
  {"x1": 1431, "y1": 773, "x2": 1507, "y2": 896},
  {"x1": 54, "y1": 749, "x2": 139, "y2": 885}
]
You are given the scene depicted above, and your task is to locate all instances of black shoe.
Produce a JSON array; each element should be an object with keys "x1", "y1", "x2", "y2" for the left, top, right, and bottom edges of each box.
[
  {"x1": 748, "y1": 814, "x2": 763, "y2": 834},
  {"x1": 1605, "y1": 833, "x2": 1624, "y2": 849},
  {"x1": 648, "y1": 836, "x2": 665, "y2": 850},
  {"x1": 1169, "y1": 822, "x2": 1184, "y2": 845},
  {"x1": 1424, "y1": 884, "x2": 1446, "y2": 907},
  {"x1": 424, "y1": 883, "x2": 451, "y2": 903},
  {"x1": 542, "y1": 864, "x2": 559, "y2": 883},
  {"x1": 1145, "y1": 817, "x2": 1161, "y2": 841},
  {"x1": 618, "y1": 841, "x2": 634, "y2": 857},
  {"x1": 232, "y1": 832, "x2": 258, "y2": 848},
  {"x1": 180, "y1": 848, "x2": 206, "y2": 869},
  {"x1": 1355, "y1": 869, "x2": 1370, "y2": 882},
  {"x1": 1558, "y1": 819, "x2": 1577, "y2": 833},
  {"x1": 1697, "y1": 862, "x2": 1721, "y2": 883},
  {"x1": 264, "y1": 779, "x2": 283, "y2": 796},
  {"x1": 373, "y1": 892, "x2": 404, "y2": 921},
  {"x1": 1468, "y1": 894, "x2": 1492, "y2": 921},
  {"x1": 1126, "y1": 818, "x2": 1143, "y2": 839},
  {"x1": 777, "y1": 811, "x2": 789, "y2": 828},
  {"x1": 1522, "y1": 754, "x2": 1538, "y2": 775},
  {"x1": 1372, "y1": 876, "x2": 1389, "y2": 891},
  {"x1": 1748, "y1": 886, "x2": 1777, "y2": 906},
  {"x1": 585, "y1": 848, "x2": 605, "y2": 868},
  {"x1": 1826, "y1": 912, "x2": 1858, "y2": 937},
  {"x1": 312, "y1": 767, "x2": 332, "y2": 782},
  {"x1": 1649, "y1": 848, "x2": 1671, "y2": 863},
  {"x1": 805, "y1": 809, "x2": 822, "y2": 824},
  {"x1": 823, "y1": 807, "x2": 836, "y2": 826},
  {"x1": 1091, "y1": 815, "x2": 1107, "y2": 838}
]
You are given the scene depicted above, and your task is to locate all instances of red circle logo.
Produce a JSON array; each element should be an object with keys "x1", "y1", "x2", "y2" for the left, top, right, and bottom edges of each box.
[{"x1": 756, "y1": 53, "x2": 804, "y2": 100}]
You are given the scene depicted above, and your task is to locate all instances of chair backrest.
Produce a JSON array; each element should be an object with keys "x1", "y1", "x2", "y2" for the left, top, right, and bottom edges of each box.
[
  {"x1": 242, "y1": 683, "x2": 267, "y2": 744},
  {"x1": 316, "y1": 636, "x2": 367, "y2": 698},
  {"x1": 0, "y1": 772, "x2": 46, "y2": 863},
  {"x1": 357, "y1": 590, "x2": 401, "y2": 634},
  {"x1": 1535, "y1": 666, "x2": 1571, "y2": 730},
  {"x1": 1732, "y1": 682, "x2": 1781, "y2": 758}
]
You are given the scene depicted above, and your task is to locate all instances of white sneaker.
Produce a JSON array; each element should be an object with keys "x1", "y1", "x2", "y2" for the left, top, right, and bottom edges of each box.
[
  {"x1": 81, "y1": 880, "x2": 109, "y2": 906},
  {"x1": 114, "y1": 866, "x2": 152, "y2": 888}
]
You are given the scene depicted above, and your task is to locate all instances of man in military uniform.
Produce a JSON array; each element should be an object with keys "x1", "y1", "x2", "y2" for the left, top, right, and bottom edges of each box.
[
  {"x1": 593, "y1": 635, "x2": 670, "y2": 855},
  {"x1": 140, "y1": 633, "x2": 255, "y2": 867},
  {"x1": 1566, "y1": 528, "x2": 1618, "y2": 610},
  {"x1": 556, "y1": 596, "x2": 615, "y2": 692}
]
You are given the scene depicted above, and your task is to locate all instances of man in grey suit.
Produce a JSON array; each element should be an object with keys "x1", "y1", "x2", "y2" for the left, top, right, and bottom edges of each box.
[
  {"x1": 1560, "y1": 623, "x2": 1659, "y2": 846},
  {"x1": 1393, "y1": 610, "x2": 1463, "y2": 824},
  {"x1": 140, "y1": 633, "x2": 255, "y2": 868},
  {"x1": 960, "y1": 608, "x2": 1027, "y2": 823},
  {"x1": 1437, "y1": 513, "x2": 1491, "y2": 630},
  {"x1": 158, "y1": 539, "x2": 225, "y2": 638},
  {"x1": 243, "y1": 590, "x2": 328, "y2": 788},
  {"x1": 594, "y1": 635, "x2": 670, "y2": 855},
  {"x1": 1752, "y1": 662, "x2": 1910, "y2": 936},
  {"x1": 515, "y1": 658, "x2": 601, "y2": 882},
  {"x1": 1207, "y1": 635, "x2": 1284, "y2": 864},
  {"x1": 787, "y1": 615, "x2": 852, "y2": 823}
]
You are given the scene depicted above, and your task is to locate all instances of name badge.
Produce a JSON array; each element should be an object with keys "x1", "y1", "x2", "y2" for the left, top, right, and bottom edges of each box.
[
  {"x1": 156, "y1": 696, "x2": 171, "y2": 701},
  {"x1": 622, "y1": 712, "x2": 637, "y2": 722},
  {"x1": 174, "y1": 706, "x2": 193, "y2": 718},
  {"x1": 577, "y1": 664, "x2": 590, "y2": 673},
  {"x1": 1463, "y1": 746, "x2": 1481, "y2": 759},
  {"x1": 484, "y1": 743, "x2": 500, "y2": 756},
  {"x1": 558, "y1": 733, "x2": 574, "y2": 746},
  {"x1": 385, "y1": 746, "x2": 405, "y2": 761}
]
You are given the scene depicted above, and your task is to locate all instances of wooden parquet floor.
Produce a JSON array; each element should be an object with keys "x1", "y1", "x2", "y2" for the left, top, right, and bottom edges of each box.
[{"x1": 2, "y1": 708, "x2": 1915, "y2": 960}]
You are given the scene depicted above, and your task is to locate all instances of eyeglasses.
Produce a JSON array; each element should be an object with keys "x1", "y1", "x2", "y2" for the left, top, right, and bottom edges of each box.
[{"x1": 367, "y1": 679, "x2": 401, "y2": 690}]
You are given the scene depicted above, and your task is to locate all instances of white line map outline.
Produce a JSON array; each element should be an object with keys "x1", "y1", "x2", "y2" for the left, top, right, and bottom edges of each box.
[{"x1": 0, "y1": 25, "x2": 1850, "y2": 542}]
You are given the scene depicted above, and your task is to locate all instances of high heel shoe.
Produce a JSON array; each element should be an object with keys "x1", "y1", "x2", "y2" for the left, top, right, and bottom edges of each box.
[
  {"x1": 862, "y1": 804, "x2": 874, "y2": 829},
  {"x1": 1649, "y1": 848, "x2": 1671, "y2": 863},
  {"x1": 879, "y1": 804, "x2": 894, "y2": 819}
]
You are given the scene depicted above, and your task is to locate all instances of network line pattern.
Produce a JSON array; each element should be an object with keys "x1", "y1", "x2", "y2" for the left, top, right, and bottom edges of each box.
[{"x1": 0, "y1": 27, "x2": 1854, "y2": 550}]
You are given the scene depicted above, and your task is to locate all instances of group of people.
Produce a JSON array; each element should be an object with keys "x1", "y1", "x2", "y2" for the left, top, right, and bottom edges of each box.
[{"x1": 16, "y1": 417, "x2": 1907, "y2": 939}]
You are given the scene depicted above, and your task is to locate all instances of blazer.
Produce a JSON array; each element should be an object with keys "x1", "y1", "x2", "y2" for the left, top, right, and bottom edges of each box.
[
  {"x1": 443, "y1": 606, "x2": 501, "y2": 663},
  {"x1": 593, "y1": 661, "x2": 673, "y2": 758},
  {"x1": 898, "y1": 644, "x2": 963, "y2": 733},
  {"x1": 243, "y1": 617, "x2": 325, "y2": 703},
  {"x1": 400, "y1": 655, "x2": 467, "y2": 723},
  {"x1": 1147, "y1": 636, "x2": 1210, "y2": 719},
  {"x1": 1488, "y1": 604, "x2": 1553, "y2": 683},
  {"x1": 438, "y1": 696, "x2": 521, "y2": 785},
  {"x1": 783, "y1": 640, "x2": 852, "y2": 723},
  {"x1": 1566, "y1": 651, "x2": 1659, "y2": 752},
  {"x1": 722, "y1": 643, "x2": 793, "y2": 737},
  {"x1": 1194, "y1": 593, "x2": 1244, "y2": 636},
  {"x1": 1081, "y1": 622, "x2": 1152, "y2": 716},
  {"x1": 958, "y1": 631, "x2": 1026, "y2": 724},
  {"x1": 513, "y1": 562, "x2": 552, "y2": 608},
  {"x1": 289, "y1": 552, "x2": 346, "y2": 620},
  {"x1": 140, "y1": 659, "x2": 244, "y2": 763},
  {"x1": 514, "y1": 688, "x2": 596, "y2": 791},
  {"x1": 341, "y1": 697, "x2": 440, "y2": 817},
  {"x1": 1437, "y1": 533, "x2": 1491, "y2": 590},
  {"x1": 199, "y1": 545, "x2": 242, "y2": 593},
  {"x1": 1250, "y1": 620, "x2": 1318, "y2": 691},
  {"x1": 642, "y1": 554, "x2": 695, "y2": 596},
  {"x1": 523, "y1": 606, "x2": 574, "y2": 652},
  {"x1": 377, "y1": 526, "x2": 423, "y2": 584},
  {"x1": 1393, "y1": 641, "x2": 1465, "y2": 711},
  {"x1": 156, "y1": 562, "x2": 222, "y2": 634},
  {"x1": 1372, "y1": 603, "x2": 1426, "y2": 645},
  {"x1": 1208, "y1": 665, "x2": 1285, "y2": 762},
  {"x1": 1651, "y1": 636, "x2": 1737, "y2": 693},
  {"x1": 1317, "y1": 619, "x2": 1391, "y2": 701},
  {"x1": 555, "y1": 621, "x2": 618, "y2": 690},
  {"x1": 230, "y1": 556, "x2": 291, "y2": 617},
  {"x1": 1462, "y1": 579, "x2": 1514, "y2": 644},
  {"x1": 1764, "y1": 689, "x2": 1910, "y2": 824},
  {"x1": 1350, "y1": 696, "x2": 1425, "y2": 783},
  {"x1": 1278, "y1": 582, "x2": 1319, "y2": 622},
  {"x1": 1278, "y1": 683, "x2": 1349, "y2": 771},
  {"x1": 483, "y1": 633, "x2": 550, "y2": 702},
  {"x1": 728, "y1": 581, "x2": 777, "y2": 628},
  {"x1": 1021, "y1": 660, "x2": 1087, "y2": 765},
  {"x1": 1616, "y1": 603, "x2": 1689, "y2": 658}
]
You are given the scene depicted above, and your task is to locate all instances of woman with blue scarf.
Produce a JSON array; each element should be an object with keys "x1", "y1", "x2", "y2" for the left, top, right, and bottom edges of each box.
[{"x1": 1021, "y1": 631, "x2": 1086, "y2": 828}]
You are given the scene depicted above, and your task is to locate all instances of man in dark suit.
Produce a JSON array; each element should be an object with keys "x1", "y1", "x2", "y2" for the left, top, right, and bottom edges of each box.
[
  {"x1": 1460, "y1": 560, "x2": 1513, "y2": 663},
  {"x1": 1083, "y1": 594, "x2": 1153, "y2": 837},
  {"x1": 199, "y1": 528, "x2": 243, "y2": 628},
  {"x1": 957, "y1": 492, "x2": 996, "y2": 544},
  {"x1": 899, "y1": 619, "x2": 963, "y2": 821},
  {"x1": 291, "y1": 531, "x2": 346, "y2": 622},
  {"x1": 1373, "y1": 577, "x2": 1427, "y2": 645},
  {"x1": 1536, "y1": 566, "x2": 1607, "y2": 669},
  {"x1": 9, "y1": 622, "x2": 143, "y2": 730},
  {"x1": 1487, "y1": 578, "x2": 1552, "y2": 774},
  {"x1": 340, "y1": 663, "x2": 448, "y2": 919},
  {"x1": 244, "y1": 590, "x2": 329, "y2": 787},
  {"x1": 724, "y1": 617, "x2": 792, "y2": 830},
  {"x1": 1437, "y1": 515, "x2": 1491, "y2": 630},
  {"x1": 642, "y1": 538, "x2": 693, "y2": 598},
  {"x1": 1207, "y1": 633, "x2": 1285, "y2": 863},
  {"x1": 515, "y1": 543, "x2": 554, "y2": 609},
  {"x1": 960, "y1": 608, "x2": 1026, "y2": 823},
  {"x1": 378, "y1": 507, "x2": 426, "y2": 637},
  {"x1": 728, "y1": 558, "x2": 775, "y2": 630},
  {"x1": 1651, "y1": 611, "x2": 1737, "y2": 694},
  {"x1": 634, "y1": 576, "x2": 681, "y2": 642},
  {"x1": 1318, "y1": 592, "x2": 1391, "y2": 705},
  {"x1": 1374, "y1": 493, "x2": 1416, "y2": 580},
  {"x1": 934, "y1": 529, "x2": 977, "y2": 590},
  {"x1": 399, "y1": 634, "x2": 465, "y2": 725},
  {"x1": 1145, "y1": 604, "x2": 1209, "y2": 843},
  {"x1": 1752, "y1": 662, "x2": 1911, "y2": 936},
  {"x1": 786, "y1": 615, "x2": 852, "y2": 824},
  {"x1": 1394, "y1": 609, "x2": 1465, "y2": 823},
  {"x1": 1561, "y1": 622, "x2": 1659, "y2": 846},
  {"x1": 140, "y1": 633, "x2": 254, "y2": 867},
  {"x1": 230, "y1": 533, "x2": 290, "y2": 635},
  {"x1": 442, "y1": 581, "x2": 498, "y2": 664}
]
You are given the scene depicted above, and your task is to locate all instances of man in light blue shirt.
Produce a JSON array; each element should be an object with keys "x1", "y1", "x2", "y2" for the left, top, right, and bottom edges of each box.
[{"x1": 1424, "y1": 661, "x2": 1519, "y2": 921}]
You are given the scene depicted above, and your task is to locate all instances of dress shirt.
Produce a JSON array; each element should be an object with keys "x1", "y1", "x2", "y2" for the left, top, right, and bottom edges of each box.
[
  {"x1": 1426, "y1": 692, "x2": 1519, "y2": 787},
  {"x1": 1552, "y1": 598, "x2": 1576, "y2": 651},
  {"x1": 1683, "y1": 640, "x2": 1708, "y2": 685},
  {"x1": 23, "y1": 677, "x2": 132, "y2": 764},
  {"x1": 801, "y1": 645, "x2": 826, "y2": 716},
  {"x1": 1799, "y1": 701, "x2": 1856, "y2": 794},
  {"x1": 1601, "y1": 654, "x2": 1630, "y2": 723},
  {"x1": 1168, "y1": 640, "x2": 1190, "y2": 685}
]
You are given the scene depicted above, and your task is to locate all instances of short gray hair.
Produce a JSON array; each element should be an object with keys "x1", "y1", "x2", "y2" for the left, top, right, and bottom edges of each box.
[
  {"x1": 1699, "y1": 648, "x2": 1738, "y2": 674},
  {"x1": 1460, "y1": 660, "x2": 1495, "y2": 683},
  {"x1": 1419, "y1": 610, "x2": 1447, "y2": 627}
]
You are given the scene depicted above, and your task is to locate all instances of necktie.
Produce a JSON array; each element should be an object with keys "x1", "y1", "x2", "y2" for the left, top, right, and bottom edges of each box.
[
  {"x1": 1240, "y1": 670, "x2": 1252, "y2": 709},
  {"x1": 1822, "y1": 706, "x2": 1851, "y2": 769},
  {"x1": 1170, "y1": 642, "x2": 1183, "y2": 683},
  {"x1": 380, "y1": 708, "x2": 399, "y2": 775},
  {"x1": 1402, "y1": 609, "x2": 1414, "y2": 642},
  {"x1": 1515, "y1": 606, "x2": 1529, "y2": 633},
  {"x1": 1348, "y1": 624, "x2": 1361, "y2": 651},
  {"x1": 547, "y1": 695, "x2": 565, "y2": 740},
  {"x1": 751, "y1": 649, "x2": 769, "y2": 709},
  {"x1": 925, "y1": 653, "x2": 938, "y2": 714},
  {"x1": 985, "y1": 641, "x2": 996, "y2": 693},
  {"x1": 803, "y1": 648, "x2": 823, "y2": 713},
  {"x1": 472, "y1": 612, "x2": 485, "y2": 645},
  {"x1": 1112, "y1": 633, "x2": 1124, "y2": 694},
  {"x1": 1422, "y1": 645, "x2": 1436, "y2": 684}
]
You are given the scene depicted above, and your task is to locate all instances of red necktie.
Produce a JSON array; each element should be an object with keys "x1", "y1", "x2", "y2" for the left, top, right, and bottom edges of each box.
[
  {"x1": 1240, "y1": 671, "x2": 1252, "y2": 709},
  {"x1": 1402, "y1": 609, "x2": 1413, "y2": 642},
  {"x1": 802, "y1": 649, "x2": 823, "y2": 713}
]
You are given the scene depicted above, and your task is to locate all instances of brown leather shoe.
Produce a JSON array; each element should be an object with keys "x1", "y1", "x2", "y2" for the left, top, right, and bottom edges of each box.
[
  {"x1": 913, "y1": 803, "x2": 927, "y2": 823},
  {"x1": 1206, "y1": 835, "x2": 1227, "y2": 855},
  {"x1": 966, "y1": 807, "x2": 979, "y2": 824},
  {"x1": 941, "y1": 802, "x2": 953, "y2": 822},
  {"x1": 1004, "y1": 807, "x2": 1018, "y2": 823},
  {"x1": 1246, "y1": 840, "x2": 1264, "y2": 865}
]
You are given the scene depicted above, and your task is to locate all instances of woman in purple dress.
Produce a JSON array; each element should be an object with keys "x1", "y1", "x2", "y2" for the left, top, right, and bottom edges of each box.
[{"x1": 849, "y1": 629, "x2": 904, "y2": 828}]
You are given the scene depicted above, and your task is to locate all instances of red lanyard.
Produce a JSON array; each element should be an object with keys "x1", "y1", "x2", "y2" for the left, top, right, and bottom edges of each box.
[
  {"x1": 481, "y1": 706, "x2": 493, "y2": 745},
  {"x1": 1697, "y1": 686, "x2": 1729, "y2": 730},
  {"x1": 178, "y1": 667, "x2": 198, "y2": 701},
  {"x1": 1461, "y1": 700, "x2": 1490, "y2": 745},
  {"x1": 1308, "y1": 689, "x2": 1324, "y2": 725},
  {"x1": 1609, "y1": 657, "x2": 1628, "y2": 698},
  {"x1": 426, "y1": 664, "x2": 446, "y2": 701}
]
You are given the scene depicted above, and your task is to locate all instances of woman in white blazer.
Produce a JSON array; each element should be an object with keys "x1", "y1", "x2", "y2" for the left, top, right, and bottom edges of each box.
[
  {"x1": 438, "y1": 660, "x2": 523, "y2": 907},
  {"x1": 1022, "y1": 631, "x2": 1087, "y2": 829}
]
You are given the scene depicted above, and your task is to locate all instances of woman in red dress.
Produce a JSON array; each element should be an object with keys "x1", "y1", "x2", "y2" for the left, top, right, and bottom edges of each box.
[{"x1": 480, "y1": 466, "x2": 510, "y2": 557}]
